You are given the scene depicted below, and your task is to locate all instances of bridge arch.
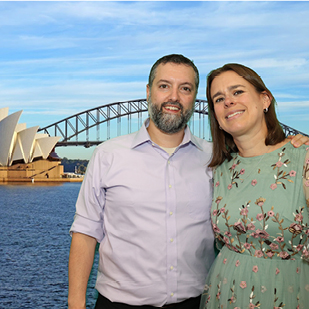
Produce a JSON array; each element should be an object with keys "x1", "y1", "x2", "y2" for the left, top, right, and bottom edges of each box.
[{"x1": 39, "y1": 99, "x2": 307, "y2": 148}]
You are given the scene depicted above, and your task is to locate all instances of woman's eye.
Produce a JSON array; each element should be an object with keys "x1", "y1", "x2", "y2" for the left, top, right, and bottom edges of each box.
[
  {"x1": 215, "y1": 97, "x2": 223, "y2": 103},
  {"x1": 234, "y1": 90, "x2": 243, "y2": 95}
]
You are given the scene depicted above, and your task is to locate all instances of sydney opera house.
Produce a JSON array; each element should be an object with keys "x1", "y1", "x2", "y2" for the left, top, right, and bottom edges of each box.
[{"x1": 0, "y1": 107, "x2": 64, "y2": 182}]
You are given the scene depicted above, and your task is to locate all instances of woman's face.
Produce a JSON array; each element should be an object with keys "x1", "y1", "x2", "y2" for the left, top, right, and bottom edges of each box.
[{"x1": 210, "y1": 70, "x2": 270, "y2": 139}]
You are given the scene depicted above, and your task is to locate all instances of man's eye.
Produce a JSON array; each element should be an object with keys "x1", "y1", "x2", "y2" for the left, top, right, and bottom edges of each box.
[
  {"x1": 159, "y1": 84, "x2": 168, "y2": 89},
  {"x1": 182, "y1": 87, "x2": 191, "y2": 92}
]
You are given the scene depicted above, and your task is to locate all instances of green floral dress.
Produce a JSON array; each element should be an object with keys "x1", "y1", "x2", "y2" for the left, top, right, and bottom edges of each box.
[{"x1": 200, "y1": 143, "x2": 309, "y2": 309}]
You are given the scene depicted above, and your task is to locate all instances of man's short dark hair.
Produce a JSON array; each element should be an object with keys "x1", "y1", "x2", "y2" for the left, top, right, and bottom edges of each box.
[{"x1": 148, "y1": 54, "x2": 199, "y2": 94}]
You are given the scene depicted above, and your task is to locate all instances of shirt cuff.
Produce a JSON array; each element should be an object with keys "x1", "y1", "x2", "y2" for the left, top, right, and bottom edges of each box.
[{"x1": 69, "y1": 213, "x2": 104, "y2": 243}]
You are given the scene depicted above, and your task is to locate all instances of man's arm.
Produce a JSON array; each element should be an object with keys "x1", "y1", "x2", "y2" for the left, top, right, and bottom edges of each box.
[
  {"x1": 68, "y1": 232, "x2": 97, "y2": 309},
  {"x1": 289, "y1": 133, "x2": 309, "y2": 147}
]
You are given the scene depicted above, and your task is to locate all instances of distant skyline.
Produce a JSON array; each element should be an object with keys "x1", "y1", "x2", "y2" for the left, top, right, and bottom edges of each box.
[{"x1": 1, "y1": 1, "x2": 308, "y2": 159}]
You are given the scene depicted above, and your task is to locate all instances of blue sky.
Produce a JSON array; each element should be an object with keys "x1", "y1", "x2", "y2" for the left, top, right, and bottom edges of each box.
[{"x1": 1, "y1": 1, "x2": 308, "y2": 159}]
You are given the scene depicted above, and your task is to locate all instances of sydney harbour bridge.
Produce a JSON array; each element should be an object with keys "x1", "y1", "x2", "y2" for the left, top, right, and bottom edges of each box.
[{"x1": 39, "y1": 99, "x2": 308, "y2": 148}]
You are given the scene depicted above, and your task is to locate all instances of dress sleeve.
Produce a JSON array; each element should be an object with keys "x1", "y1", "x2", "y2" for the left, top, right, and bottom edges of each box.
[
  {"x1": 303, "y1": 148, "x2": 309, "y2": 208},
  {"x1": 301, "y1": 149, "x2": 309, "y2": 262},
  {"x1": 211, "y1": 167, "x2": 223, "y2": 253}
]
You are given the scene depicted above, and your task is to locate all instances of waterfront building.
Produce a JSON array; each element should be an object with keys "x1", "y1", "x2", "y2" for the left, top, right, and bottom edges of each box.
[{"x1": 0, "y1": 107, "x2": 66, "y2": 182}]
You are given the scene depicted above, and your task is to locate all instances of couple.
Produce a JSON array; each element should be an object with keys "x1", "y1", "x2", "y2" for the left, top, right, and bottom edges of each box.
[{"x1": 68, "y1": 54, "x2": 309, "y2": 309}]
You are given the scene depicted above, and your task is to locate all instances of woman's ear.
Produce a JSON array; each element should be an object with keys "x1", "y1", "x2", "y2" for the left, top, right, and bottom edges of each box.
[{"x1": 262, "y1": 91, "x2": 271, "y2": 110}]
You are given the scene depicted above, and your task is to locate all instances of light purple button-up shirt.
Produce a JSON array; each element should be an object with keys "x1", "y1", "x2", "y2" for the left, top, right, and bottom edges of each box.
[{"x1": 70, "y1": 119, "x2": 215, "y2": 307}]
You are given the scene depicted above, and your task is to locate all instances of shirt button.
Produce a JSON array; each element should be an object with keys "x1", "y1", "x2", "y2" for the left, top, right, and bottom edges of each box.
[
  {"x1": 170, "y1": 238, "x2": 173, "y2": 242},
  {"x1": 170, "y1": 266, "x2": 174, "y2": 270},
  {"x1": 170, "y1": 293, "x2": 174, "y2": 297},
  {"x1": 169, "y1": 211, "x2": 173, "y2": 215},
  {"x1": 168, "y1": 160, "x2": 170, "y2": 164},
  {"x1": 168, "y1": 184, "x2": 172, "y2": 188}
]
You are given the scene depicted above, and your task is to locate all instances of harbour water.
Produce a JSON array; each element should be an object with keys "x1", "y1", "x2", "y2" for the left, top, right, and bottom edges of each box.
[{"x1": 0, "y1": 182, "x2": 99, "y2": 309}]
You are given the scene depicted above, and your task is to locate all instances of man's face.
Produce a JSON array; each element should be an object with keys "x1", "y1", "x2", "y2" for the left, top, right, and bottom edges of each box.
[{"x1": 147, "y1": 62, "x2": 196, "y2": 134}]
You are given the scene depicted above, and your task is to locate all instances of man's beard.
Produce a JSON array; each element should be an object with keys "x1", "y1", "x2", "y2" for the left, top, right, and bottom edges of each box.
[{"x1": 148, "y1": 95, "x2": 195, "y2": 134}]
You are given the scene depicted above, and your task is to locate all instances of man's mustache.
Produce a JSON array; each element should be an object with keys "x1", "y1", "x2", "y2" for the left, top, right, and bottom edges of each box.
[{"x1": 161, "y1": 101, "x2": 183, "y2": 111}]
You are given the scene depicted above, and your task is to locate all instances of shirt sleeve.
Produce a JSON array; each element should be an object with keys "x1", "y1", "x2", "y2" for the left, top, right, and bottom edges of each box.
[{"x1": 69, "y1": 147, "x2": 107, "y2": 243}]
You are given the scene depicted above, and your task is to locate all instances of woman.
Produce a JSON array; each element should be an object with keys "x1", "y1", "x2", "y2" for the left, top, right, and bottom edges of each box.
[{"x1": 200, "y1": 63, "x2": 309, "y2": 308}]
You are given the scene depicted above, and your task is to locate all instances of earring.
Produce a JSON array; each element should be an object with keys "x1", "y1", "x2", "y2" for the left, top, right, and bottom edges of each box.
[
  {"x1": 219, "y1": 125, "x2": 222, "y2": 130},
  {"x1": 264, "y1": 107, "x2": 268, "y2": 113}
]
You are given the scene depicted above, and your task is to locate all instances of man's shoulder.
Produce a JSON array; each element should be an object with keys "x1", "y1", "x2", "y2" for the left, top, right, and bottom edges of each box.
[
  {"x1": 95, "y1": 131, "x2": 137, "y2": 153},
  {"x1": 191, "y1": 135, "x2": 213, "y2": 153}
]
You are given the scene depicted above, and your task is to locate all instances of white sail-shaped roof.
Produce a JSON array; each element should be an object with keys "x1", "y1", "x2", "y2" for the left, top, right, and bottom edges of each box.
[
  {"x1": 0, "y1": 108, "x2": 61, "y2": 166},
  {"x1": 11, "y1": 126, "x2": 40, "y2": 164},
  {"x1": 0, "y1": 110, "x2": 22, "y2": 166},
  {"x1": 31, "y1": 136, "x2": 61, "y2": 161},
  {"x1": 38, "y1": 136, "x2": 61, "y2": 159},
  {"x1": 31, "y1": 133, "x2": 49, "y2": 160},
  {"x1": 15, "y1": 123, "x2": 27, "y2": 133},
  {"x1": 11, "y1": 136, "x2": 24, "y2": 163},
  {"x1": 9, "y1": 124, "x2": 27, "y2": 164},
  {"x1": 0, "y1": 107, "x2": 9, "y2": 122},
  {"x1": 34, "y1": 133, "x2": 49, "y2": 139}
]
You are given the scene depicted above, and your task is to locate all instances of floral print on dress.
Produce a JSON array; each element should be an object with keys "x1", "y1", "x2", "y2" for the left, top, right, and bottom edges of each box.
[
  {"x1": 213, "y1": 194, "x2": 309, "y2": 260},
  {"x1": 270, "y1": 147, "x2": 296, "y2": 190},
  {"x1": 227, "y1": 158, "x2": 242, "y2": 189},
  {"x1": 201, "y1": 145, "x2": 309, "y2": 309},
  {"x1": 304, "y1": 153, "x2": 309, "y2": 208}
]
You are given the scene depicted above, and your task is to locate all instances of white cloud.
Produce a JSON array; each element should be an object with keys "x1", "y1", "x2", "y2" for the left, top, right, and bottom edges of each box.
[
  {"x1": 277, "y1": 101, "x2": 309, "y2": 109},
  {"x1": 0, "y1": 1, "x2": 308, "y2": 158}
]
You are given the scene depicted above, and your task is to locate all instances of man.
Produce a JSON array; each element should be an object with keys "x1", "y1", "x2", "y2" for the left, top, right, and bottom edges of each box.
[{"x1": 68, "y1": 54, "x2": 308, "y2": 309}]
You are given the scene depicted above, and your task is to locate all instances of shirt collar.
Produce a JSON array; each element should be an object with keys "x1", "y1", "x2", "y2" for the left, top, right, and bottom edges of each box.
[
  {"x1": 182, "y1": 125, "x2": 204, "y2": 151},
  {"x1": 131, "y1": 118, "x2": 152, "y2": 148},
  {"x1": 131, "y1": 118, "x2": 203, "y2": 151}
]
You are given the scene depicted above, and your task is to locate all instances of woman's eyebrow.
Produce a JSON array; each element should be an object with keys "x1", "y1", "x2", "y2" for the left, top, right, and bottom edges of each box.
[{"x1": 212, "y1": 84, "x2": 245, "y2": 100}]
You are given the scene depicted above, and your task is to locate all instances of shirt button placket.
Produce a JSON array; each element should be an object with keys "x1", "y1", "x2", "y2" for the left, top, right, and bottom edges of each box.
[{"x1": 166, "y1": 156, "x2": 177, "y2": 302}]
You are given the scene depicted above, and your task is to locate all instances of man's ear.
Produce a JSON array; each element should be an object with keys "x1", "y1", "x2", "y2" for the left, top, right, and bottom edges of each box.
[{"x1": 146, "y1": 84, "x2": 150, "y2": 101}]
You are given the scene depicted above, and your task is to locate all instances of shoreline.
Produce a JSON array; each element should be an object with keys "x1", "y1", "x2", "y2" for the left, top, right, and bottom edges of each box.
[{"x1": 0, "y1": 177, "x2": 83, "y2": 183}]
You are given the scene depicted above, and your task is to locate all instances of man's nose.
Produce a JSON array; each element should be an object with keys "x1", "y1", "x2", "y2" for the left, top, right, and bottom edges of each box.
[{"x1": 169, "y1": 87, "x2": 180, "y2": 102}]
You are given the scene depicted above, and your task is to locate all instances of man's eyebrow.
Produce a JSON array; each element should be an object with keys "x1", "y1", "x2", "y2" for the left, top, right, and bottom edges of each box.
[
  {"x1": 156, "y1": 79, "x2": 194, "y2": 88},
  {"x1": 212, "y1": 84, "x2": 245, "y2": 100},
  {"x1": 181, "y1": 82, "x2": 195, "y2": 88},
  {"x1": 156, "y1": 79, "x2": 170, "y2": 84}
]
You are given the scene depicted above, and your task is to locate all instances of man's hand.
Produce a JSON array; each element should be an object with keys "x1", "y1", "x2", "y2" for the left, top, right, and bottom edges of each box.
[{"x1": 288, "y1": 134, "x2": 309, "y2": 147}]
